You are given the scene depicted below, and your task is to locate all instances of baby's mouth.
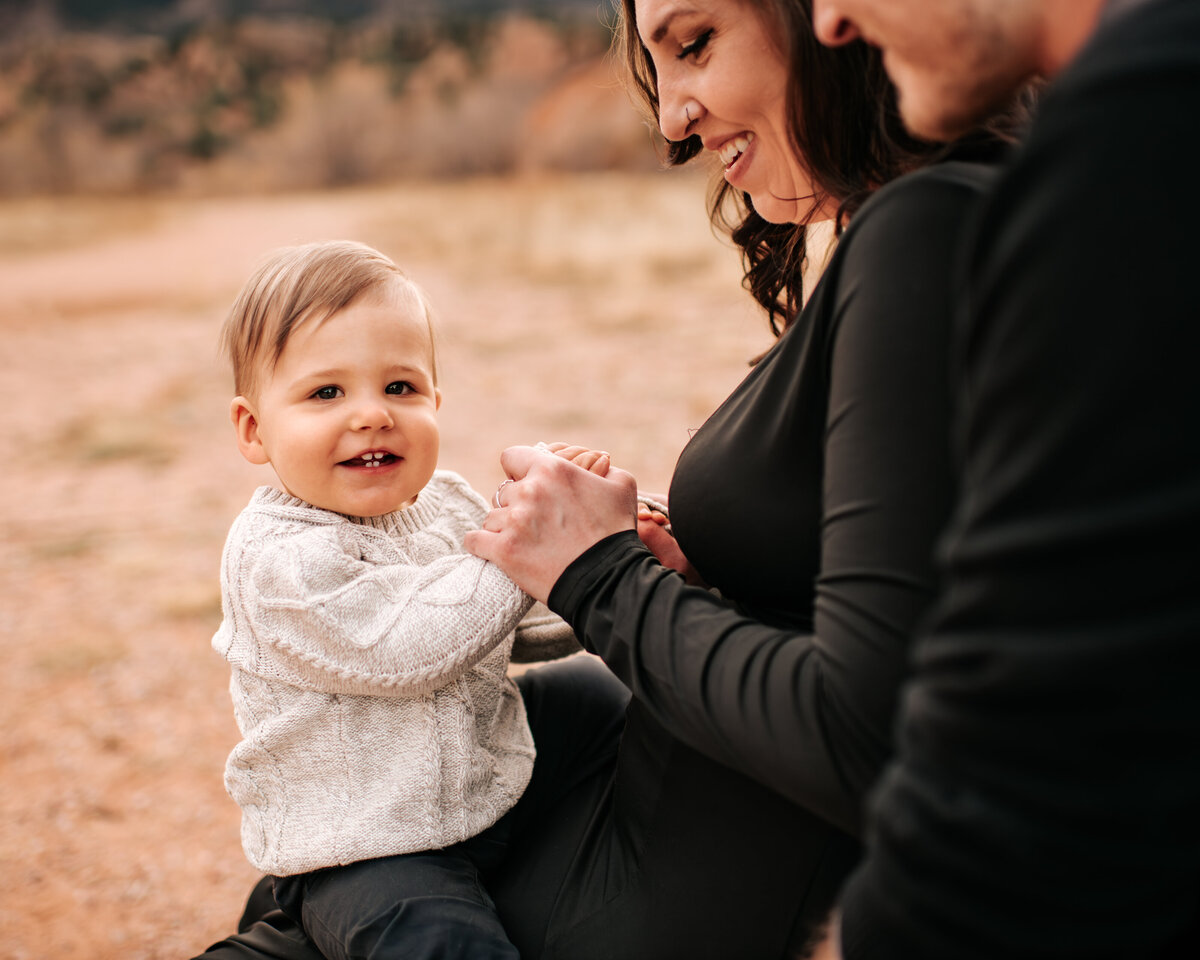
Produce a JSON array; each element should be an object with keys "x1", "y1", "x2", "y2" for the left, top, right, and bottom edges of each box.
[{"x1": 341, "y1": 452, "x2": 398, "y2": 468}]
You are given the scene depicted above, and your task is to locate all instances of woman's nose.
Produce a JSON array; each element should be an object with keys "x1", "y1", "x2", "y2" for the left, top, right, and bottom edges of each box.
[{"x1": 657, "y1": 78, "x2": 701, "y2": 143}]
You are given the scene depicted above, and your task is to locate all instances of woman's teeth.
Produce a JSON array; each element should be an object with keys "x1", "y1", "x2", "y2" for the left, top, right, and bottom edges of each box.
[{"x1": 719, "y1": 133, "x2": 754, "y2": 167}]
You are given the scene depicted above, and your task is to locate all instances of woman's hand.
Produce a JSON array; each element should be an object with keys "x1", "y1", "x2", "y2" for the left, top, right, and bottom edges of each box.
[
  {"x1": 464, "y1": 445, "x2": 638, "y2": 603},
  {"x1": 542, "y1": 441, "x2": 611, "y2": 476}
]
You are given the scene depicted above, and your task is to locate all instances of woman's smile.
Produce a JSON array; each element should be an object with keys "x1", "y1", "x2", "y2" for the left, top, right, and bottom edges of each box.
[
  {"x1": 636, "y1": 0, "x2": 817, "y2": 223},
  {"x1": 716, "y1": 131, "x2": 757, "y2": 185}
]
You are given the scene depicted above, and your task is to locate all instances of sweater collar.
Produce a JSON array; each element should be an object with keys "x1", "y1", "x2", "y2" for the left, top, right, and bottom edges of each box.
[{"x1": 251, "y1": 481, "x2": 445, "y2": 536}]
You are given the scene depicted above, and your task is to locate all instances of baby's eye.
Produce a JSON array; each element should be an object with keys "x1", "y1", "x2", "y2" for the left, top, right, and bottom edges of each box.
[
  {"x1": 311, "y1": 385, "x2": 342, "y2": 400},
  {"x1": 386, "y1": 381, "x2": 415, "y2": 396}
]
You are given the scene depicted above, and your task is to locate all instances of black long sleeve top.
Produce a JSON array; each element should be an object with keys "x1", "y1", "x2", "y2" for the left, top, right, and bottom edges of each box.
[
  {"x1": 838, "y1": 0, "x2": 1200, "y2": 956},
  {"x1": 549, "y1": 161, "x2": 996, "y2": 839}
]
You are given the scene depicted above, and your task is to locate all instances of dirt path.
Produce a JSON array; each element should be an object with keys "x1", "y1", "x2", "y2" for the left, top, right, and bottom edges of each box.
[{"x1": 0, "y1": 173, "x2": 772, "y2": 959}]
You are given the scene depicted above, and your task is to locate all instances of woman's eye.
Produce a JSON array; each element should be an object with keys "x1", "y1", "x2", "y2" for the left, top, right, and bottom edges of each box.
[
  {"x1": 678, "y1": 29, "x2": 712, "y2": 61},
  {"x1": 386, "y1": 381, "x2": 415, "y2": 396},
  {"x1": 312, "y1": 385, "x2": 342, "y2": 400}
]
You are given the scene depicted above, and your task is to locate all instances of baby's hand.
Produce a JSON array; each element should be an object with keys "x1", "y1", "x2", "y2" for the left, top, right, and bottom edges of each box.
[
  {"x1": 636, "y1": 500, "x2": 706, "y2": 587},
  {"x1": 542, "y1": 441, "x2": 611, "y2": 476},
  {"x1": 637, "y1": 501, "x2": 669, "y2": 527}
]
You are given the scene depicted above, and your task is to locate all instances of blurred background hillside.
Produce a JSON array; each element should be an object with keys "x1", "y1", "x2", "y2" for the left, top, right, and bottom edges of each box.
[
  {"x1": 0, "y1": 5, "x2": 783, "y2": 959},
  {"x1": 0, "y1": 0, "x2": 663, "y2": 196}
]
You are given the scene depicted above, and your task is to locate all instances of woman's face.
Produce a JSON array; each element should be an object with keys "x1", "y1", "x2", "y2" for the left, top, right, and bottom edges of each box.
[{"x1": 635, "y1": 0, "x2": 819, "y2": 224}]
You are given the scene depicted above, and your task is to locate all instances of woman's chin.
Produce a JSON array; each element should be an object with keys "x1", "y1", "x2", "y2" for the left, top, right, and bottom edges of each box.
[
  {"x1": 748, "y1": 186, "x2": 831, "y2": 225},
  {"x1": 749, "y1": 193, "x2": 805, "y2": 225}
]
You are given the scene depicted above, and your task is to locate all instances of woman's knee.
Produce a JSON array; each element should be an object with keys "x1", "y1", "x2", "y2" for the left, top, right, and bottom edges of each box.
[
  {"x1": 519, "y1": 656, "x2": 629, "y2": 733},
  {"x1": 518, "y1": 655, "x2": 629, "y2": 782}
]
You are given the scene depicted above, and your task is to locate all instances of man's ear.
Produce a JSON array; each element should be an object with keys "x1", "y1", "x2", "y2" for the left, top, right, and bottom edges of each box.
[{"x1": 230, "y1": 397, "x2": 270, "y2": 465}]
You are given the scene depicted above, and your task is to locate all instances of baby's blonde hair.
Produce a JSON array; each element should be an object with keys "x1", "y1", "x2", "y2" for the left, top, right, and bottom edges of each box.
[{"x1": 221, "y1": 240, "x2": 438, "y2": 398}]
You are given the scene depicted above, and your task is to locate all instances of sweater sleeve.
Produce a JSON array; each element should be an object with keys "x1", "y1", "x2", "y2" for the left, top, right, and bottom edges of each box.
[
  {"x1": 550, "y1": 168, "x2": 982, "y2": 836},
  {"x1": 240, "y1": 524, "x2": 533, "y2": 698},
  {"x1": 511, "y1": 601, "x2": 583, "y2": 663},
  {"x1": 838, "y1": 7, "x2": 1200, "y2": 957}
]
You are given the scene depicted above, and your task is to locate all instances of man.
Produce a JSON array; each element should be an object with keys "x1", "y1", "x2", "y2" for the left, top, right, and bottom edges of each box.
[{"x1": 807, "y1": 1, "x2": 1200, "y2": 957}]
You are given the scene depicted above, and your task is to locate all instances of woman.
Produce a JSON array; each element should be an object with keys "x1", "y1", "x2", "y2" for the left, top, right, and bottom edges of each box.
[
  {"x1": 473, "y1": 0, "x2": 1019, "y2": 952},
  {"x1": 195, "y1": 1, "x2": 1021, "y2": 958}
]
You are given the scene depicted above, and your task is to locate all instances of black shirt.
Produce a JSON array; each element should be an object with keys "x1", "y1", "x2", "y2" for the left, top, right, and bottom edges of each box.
[
  {"x1": 839, "y1": 0, "x2": 1200, "y2": 956},
  {"x1": 551, "y1": 161, "x2": 995, "y2": 838}
]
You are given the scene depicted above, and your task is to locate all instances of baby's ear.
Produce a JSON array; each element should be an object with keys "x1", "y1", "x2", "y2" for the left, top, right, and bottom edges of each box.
[{"x1": 230, "y1": 397, "x2": 270, "y2": 465}]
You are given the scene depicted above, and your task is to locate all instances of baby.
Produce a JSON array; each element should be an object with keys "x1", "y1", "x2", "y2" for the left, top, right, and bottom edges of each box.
[{"x1": 212, "y1": 240, "x2": 582, "y2": 960}]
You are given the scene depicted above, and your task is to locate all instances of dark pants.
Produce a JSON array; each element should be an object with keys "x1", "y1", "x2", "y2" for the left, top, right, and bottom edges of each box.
[
  {"x1": 195, "y1": 656, "x2": 857, "y2": 960},
  {"x1": 194, "y1": 656, "x2": 629, "y2": 960},
  {"x1": 271, "y1": 832, "x2": 518, "y2": 960}
]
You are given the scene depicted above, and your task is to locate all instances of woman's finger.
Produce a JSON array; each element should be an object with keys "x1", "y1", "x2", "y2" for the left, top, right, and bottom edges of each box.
[
  {"x1": 498, "y1": 444, "x2": 547, "y2": 482},
  {"x1": 462, "y1": 526, "x2": 494, "y2": 563},
  {"x1": 479, "y1": 509, "x2": 505, "y2": 533}
]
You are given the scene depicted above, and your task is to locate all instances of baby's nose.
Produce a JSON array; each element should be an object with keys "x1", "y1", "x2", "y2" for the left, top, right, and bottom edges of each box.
[{"x1": 350, "y1": 400, "x2": 394, "y2": 430}]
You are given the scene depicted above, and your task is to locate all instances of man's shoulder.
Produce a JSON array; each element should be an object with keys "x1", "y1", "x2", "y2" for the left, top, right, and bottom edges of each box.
[
  {"x1": 1057, "y1": 0, "x2": 1200, "y2": 94},
  {"x1": 988, "y1": 0, "x2": 1200, "y2": 227}
]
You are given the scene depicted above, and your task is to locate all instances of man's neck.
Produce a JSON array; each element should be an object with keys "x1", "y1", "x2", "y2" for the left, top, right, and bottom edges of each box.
[{"x1": 1039, "y1": 0, "x2": 1109, "y2": 76}]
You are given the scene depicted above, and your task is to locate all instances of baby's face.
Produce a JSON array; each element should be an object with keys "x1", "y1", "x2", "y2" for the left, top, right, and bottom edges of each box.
[{"x1": 243, "y1": 281, "x2": 441, "y2": 517}]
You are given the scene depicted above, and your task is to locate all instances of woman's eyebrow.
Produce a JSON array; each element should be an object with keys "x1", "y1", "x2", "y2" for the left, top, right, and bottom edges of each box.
[{"x1": 648, "y1": 5, "x2": 690, "y2": 45}]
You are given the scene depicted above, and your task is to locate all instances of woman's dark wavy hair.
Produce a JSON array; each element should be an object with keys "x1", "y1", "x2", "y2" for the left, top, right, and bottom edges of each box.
[{"x1": 617, "y1": 0, "x2": 1028, "y2": 337}]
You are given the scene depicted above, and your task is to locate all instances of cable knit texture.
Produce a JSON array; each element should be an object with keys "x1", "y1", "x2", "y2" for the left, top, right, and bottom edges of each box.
[{"x1": 213, "y1": 470, "x2": 568, "y2": 876}]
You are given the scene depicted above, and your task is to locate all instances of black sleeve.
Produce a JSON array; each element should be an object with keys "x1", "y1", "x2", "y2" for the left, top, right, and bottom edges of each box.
[
  {"x1": 839, "y1": 7, "x2": 1200, "y2": 957},
  {"x1": 550, "y1": 168, "x2": 983, "y2": 836}
]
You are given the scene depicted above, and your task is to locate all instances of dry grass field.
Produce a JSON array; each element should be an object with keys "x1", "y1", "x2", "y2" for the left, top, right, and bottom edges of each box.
[{"x1": 0, "y1": 170, "x2": 777, "y2": 959}]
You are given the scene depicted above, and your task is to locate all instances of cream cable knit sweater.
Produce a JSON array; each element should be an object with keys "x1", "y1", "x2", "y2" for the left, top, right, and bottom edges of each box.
[{"x1": 213, "y1": 471, "x2": 574, "y2": 876}]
